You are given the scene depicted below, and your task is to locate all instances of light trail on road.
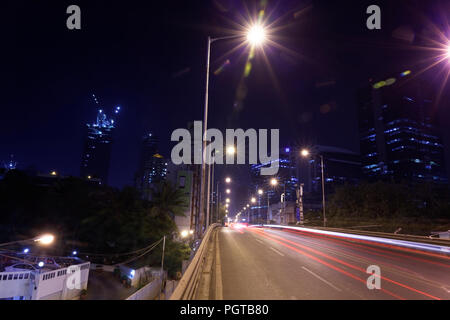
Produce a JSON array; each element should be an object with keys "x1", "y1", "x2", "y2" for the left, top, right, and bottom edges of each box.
[{"x1": 221, "y1": 224, "x2": 450, "y2": 300}]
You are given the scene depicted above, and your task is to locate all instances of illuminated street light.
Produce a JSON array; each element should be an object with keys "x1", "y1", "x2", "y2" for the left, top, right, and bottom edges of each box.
[
  {"x1": 226, "y1": 145, "x2": 236, "y2": 155},
  {"x1": 251, "y1": 197, "x2": 256, "y2": 203},
  {"x1": 34, "y1": 234, "x2": 55, "y2": 245},
  {"x1": 301, "y1": 149, "x2": 310, "y2": 157},
  {"x1": 247, "y1": 23, "x2": 267, "y2": 46},
  {"x1": 270, "y1": 178, "x2": 278, "y2": 186},
  {"x1": 225, "y1": 203, "x2": 229, "y2": 208},
  {"x1": 198, "y1": 25, "x2": 268, "y2": 236},
  {"x1": 446, "y1": 43, "x2": 450, "y2": 59},
  {"x1": 50, "y1": 171, "x2": 57, "y2": 176},
  {"x1": 258, "y1": 189, "x2": 263, "y2": 195},
  {"x1": 300, "y1": 148, "x2": 327, "y2": 227},
  {"x1": 1, "y1": 233, "x2": 56, "y2": 248},
  {"x1": 226, "y1": 189, "x2": 231, "y2": 194},
  {"x1": 181, "y1": 230, "x2": 189, "y2": 238},
  {"x1": 225, "y1": 177, "x2": 231, "y2": 183},
  {"x1": 226, "y1": 198, "x2": 230, "y2": 203},
  {"x1": 246, "y1": 204, "x2": 250, "y2": 207}
]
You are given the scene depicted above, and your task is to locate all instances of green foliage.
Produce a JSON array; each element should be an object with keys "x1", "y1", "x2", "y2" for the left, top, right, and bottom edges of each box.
[
  {"x1": 150, "y1": 181, "x2": 189, "y2": 220},
  {"x1": 327, "y1": 182, "x2": 450, "y2": 219},
  {"x1": 0, "y1": 172, "x2": 192, "y2": 277},
  {"x1": 163, "y1": 241, "x2": 191, "y2": 278}
]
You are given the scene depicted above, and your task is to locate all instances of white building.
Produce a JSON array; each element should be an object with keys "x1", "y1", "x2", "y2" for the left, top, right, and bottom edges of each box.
[{"x1": 0, "y1": 261, "x2": 90, "y2": 300}]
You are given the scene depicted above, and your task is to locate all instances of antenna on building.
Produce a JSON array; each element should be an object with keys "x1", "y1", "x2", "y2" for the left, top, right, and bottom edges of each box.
[{"x1": 90, "y1": 93, "x2": 121, "y2": 128}]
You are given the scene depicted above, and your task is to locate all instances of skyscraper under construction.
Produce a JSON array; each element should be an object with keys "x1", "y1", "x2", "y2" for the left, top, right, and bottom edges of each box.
[{"x1": 80, "y1": 95, "x2": 121, "y2": 185}]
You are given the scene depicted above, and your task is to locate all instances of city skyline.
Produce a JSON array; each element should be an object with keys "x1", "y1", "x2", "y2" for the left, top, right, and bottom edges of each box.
[
  {"x1": 2, "y1": 0, "x2": 450, "y2": 304},
  {"x1": 3, "y1": 1, "x2": 450, "y2": 188}
]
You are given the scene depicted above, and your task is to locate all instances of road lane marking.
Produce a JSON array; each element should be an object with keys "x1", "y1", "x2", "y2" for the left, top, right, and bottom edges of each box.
[
  {"x1": 301, "y1": 266, "x2": 342, "y2": 292},
  {"x1": 249, "y1": 228, "x2": 406, "y2": 300},
  {"x1": 252, "y1": 228, "x2": 442, "y2": 300},
  {"x1": 255, "y1": 238, "x2": 264, "y2": 244},
  {"x1": 273, "y1": 229, "x2": 450, "y2": 291},
  {"x1": 270, "y1": 246, "x2": 285, "y2": 257}
]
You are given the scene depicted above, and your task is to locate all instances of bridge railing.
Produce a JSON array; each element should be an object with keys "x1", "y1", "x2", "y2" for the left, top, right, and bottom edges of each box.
[
  {"x1": 170, "y1": 224, "x2": 220, "y2": 300},
  {"x1": 257, "y1": 224, "x2": 450, "y2": 255}
]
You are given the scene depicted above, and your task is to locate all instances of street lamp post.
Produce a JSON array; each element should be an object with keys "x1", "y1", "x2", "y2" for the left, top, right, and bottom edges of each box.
[
  {"x1": 159, "y1": 235, "x2": 166, "y2": 300},
  {"x1": 216, "y1": 181, "x2": 220, "y2": 224},
  {"x1": 0, "y1": 234, "x2": 55, "y2": 248},
  {"x1": 267, "y1": 178, "x2": 278, "y2": 223},
  {"x1": 250, "y1": 197, "x2": 256, "y2": 223},
  {"x1": 301, "y1": 149, "x2": 326, "y2": 227},
  {"x1": 198, "y1": 26, "x2": 267, "y2": 237},
  {"x1": 258, "y1": 189, "x2": 263, "y2": 224},
  {"x1": 319, "y1": 155, "x2": 326, "y2": 227}
]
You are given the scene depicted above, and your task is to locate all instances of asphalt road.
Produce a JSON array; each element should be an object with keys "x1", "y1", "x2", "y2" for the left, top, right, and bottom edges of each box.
[{"x1": 218, "y1": 226, "x2": 450, "y2": 300}]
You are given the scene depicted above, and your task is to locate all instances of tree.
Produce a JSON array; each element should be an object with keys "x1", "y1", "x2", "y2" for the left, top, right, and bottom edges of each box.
[{"x1": 149, "y1": 181, "x2": 188, "y2": 221}]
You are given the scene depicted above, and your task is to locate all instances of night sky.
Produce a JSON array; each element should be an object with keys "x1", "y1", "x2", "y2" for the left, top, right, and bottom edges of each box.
[{"x1": 3, "y1": 0, "x2": 450, "y2": 192}]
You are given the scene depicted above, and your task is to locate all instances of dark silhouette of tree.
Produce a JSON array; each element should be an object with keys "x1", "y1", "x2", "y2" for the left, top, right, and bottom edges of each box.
[{"x1": 149, "y1": 181, "x2": 188, "y2": 220}]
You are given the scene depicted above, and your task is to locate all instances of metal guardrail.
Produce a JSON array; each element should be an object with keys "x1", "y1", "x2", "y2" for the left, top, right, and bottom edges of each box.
[
  {"x1": 304, "y1": 225, "x2": 450, "y2": 246},
  {"x1": 170, "y1": 224, "x2": 221, "y2": 300},
  {"x1": 259, "y1": 225, "x2": 450, "y2": 255}
]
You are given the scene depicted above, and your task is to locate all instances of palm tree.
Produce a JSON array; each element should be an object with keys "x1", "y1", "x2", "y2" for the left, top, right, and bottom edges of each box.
[{"x1": 150, "y1": 181, "x2": 188, "y2": 219}]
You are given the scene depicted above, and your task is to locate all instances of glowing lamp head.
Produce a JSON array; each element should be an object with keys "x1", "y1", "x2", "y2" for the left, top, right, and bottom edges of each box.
[
  {"x1": 446, "y1": 44, "x2": 450, "y2": 59},
  {"x1": 23, "y1": 248, "x2": 30, "y2": 254},
  {"x1": 251, "y1": 197, "x2": 256, "y2": 203},
  {"x1": 226, "y1": 198, "x2": 230, "y2": 203},
  {"x1": 226, "y1": 189, "x2": 231, "y2": 194},
  {"x1": 181, "y1": 230, "x2": 189, "y2": 238},
  {"x1": 72, "y1": 251, "x2": 77, "y2": 255},
  {"x1": 270, "y1": 178, "x2": 278, "y2": 186},
  {"x1": 35, "y1": 234, "x2": 54, "y2": 245},
  {"x1": 225, "y1": 177, "x2": 231, "y2": 183},
  {"x1": 258, "y1": 189, "x2": 263, "y2": 195},
  {"x1": 301, "y1": 149, "x2": 310, "y2": 157},
  {"x1": 226, "y1": 146, "x2": 236, "y2": 155},
  {"x1": 247, "y1": 24, "x2": 266, "y2": 46},
  {"x1": 38, "y1": 261, "x2": 44, "y2": 268}
]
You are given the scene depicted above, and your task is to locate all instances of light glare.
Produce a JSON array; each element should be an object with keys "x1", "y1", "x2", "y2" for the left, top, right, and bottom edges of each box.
[
  {"x1": 35, "y1": 234, "x2": 55, "y2": 245},
  {"x1": 247, "y1": 24, "x2": 266, "y2": 46},
  {"x1": 301, "y1": 149, "x2": 310, "y2": 157}
]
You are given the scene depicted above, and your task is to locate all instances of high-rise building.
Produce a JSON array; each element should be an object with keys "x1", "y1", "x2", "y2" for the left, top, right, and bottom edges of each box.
[
  {"x1": 80, "y1": 104, "x2": 120, "y2": 185},
  {"x1": 135, "y1": 133, "x2": 168, "y2": 198},
  {"x1": 357, "y1": 70, "x2": 447, "y2": 184},
  {"x1": 250, "y1": 147, "x2": 298, "y2": 221},
  {"x1": 299, "y1": 145, "x2": 362, "y2": 194}
]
